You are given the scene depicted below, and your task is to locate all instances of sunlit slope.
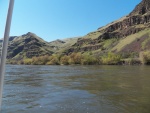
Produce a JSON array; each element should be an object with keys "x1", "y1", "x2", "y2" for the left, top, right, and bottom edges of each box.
[
  {"x1": 112, "y1": 29, "x2": 150, "y2": 53},
  {"x1": 63, "y1": 0, "x2": 150, "y2": 56}
]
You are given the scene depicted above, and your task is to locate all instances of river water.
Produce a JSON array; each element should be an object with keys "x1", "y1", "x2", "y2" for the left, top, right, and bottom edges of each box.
[{"x1": 1, "y1": 65, "x2": 150, "y2": 113}]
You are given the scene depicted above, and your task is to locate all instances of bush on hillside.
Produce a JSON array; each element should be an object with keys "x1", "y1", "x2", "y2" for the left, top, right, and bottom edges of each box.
[
  {"x1": 46, "y1": 55, "x2": 60, "y2": 65},
  {"x1": 60, "y1": 55, "x2": 69, "y2": 65},
  {"x1": 140, "y1": 51, "x2": 150, "y2": 64},
  {"x1": 101, "y1": 52, "x2": 122, "y2": 65},
  {"x1": 81, "y1": 54, "x2": 98, "y2": 65}
]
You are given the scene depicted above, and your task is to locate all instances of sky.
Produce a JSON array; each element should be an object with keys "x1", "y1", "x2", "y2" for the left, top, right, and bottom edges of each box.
[{"x1": 0, "y1": 0, "x2": 141, "y2": 42}]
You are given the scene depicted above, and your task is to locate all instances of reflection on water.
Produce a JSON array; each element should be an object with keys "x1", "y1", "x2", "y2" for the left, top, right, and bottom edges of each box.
[{"x1": 2, "y1": 65, "x2": 150, "y2": 113}]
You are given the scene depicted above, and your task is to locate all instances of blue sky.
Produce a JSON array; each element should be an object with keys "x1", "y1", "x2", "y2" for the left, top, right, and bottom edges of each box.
[{"x1": 0, "y1": 0, "x2": 141, "y2": 42}]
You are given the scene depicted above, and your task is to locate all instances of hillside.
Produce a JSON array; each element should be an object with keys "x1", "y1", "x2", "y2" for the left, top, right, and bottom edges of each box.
[
  {"x1": 0, "y1": 32, "x2": 55, "y2": 60},
  {"x1": 1, "y1": 0, "x2": 150, "y2": 65},
  {"x1": 65, "y1": 0, "x2": 150, "y2": 56},
  {"x1": 49, "y1": 37, "x2": 79, "y2": 53},
  {"x1": 0, "y1": 32, "x2": 79, "y2": 61}
]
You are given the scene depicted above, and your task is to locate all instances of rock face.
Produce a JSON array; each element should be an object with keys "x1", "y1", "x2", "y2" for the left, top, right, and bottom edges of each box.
[
  {"x1": 96, "y1": 0, "x2": 150, "y2": 40},
  {"x1": 98, "y1": 0, "x2": 150, "y2": 39},
  {"x1": 66, "y1": 0, "x2": 150, "y2": 53},
  {"x1": 98, "y1": 0, "x2": 150, "y2": 40}
]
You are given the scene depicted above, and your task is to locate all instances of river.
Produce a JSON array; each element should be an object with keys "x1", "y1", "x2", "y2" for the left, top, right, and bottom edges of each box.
[{"x1": 1, "y1": 65, "x2": 150, "y2": 113}]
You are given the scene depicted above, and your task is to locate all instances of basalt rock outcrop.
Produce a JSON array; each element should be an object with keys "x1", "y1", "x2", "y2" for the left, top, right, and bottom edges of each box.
[
  {"x1": 98, "y1": 0, "x2": 150, "y2": 39},
  {"x1": 66, "y1": 0, "x2": 150, "y2": 53}
]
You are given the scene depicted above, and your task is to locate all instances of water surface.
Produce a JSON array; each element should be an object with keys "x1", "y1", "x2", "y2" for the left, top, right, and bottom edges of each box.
[{"x1": 2, "y1": 65, "x2": 150, "y2": 113}]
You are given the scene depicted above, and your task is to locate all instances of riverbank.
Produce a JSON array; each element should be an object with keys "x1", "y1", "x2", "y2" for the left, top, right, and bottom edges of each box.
[{"x1": 7, "y1": 51, "x2": 150, "y2": 65}]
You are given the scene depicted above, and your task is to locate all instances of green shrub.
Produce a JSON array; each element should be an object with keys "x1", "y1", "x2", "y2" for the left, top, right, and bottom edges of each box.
[
  {"x1": 73, "y1": 53, "x2": 83, "y2": 64},
  {"x1": 60, "y1": 55, "x2": 69, "y2": 65},
  {"x1": 23, "y1": 59, "x2": 32, "y2": 65},
  {"x1": 81, "y1": 54, "x2": 97, "y2": 65},
  {"x1": 101, "y1": 52, "x2": 122, "y2": 65},
  {"x1": 46, "y1": 55, "x2": 60, "y2": 65},
  {"x1": 31, "y1": 55, "x2": 49, "y2": 65},
  {"x1": 140, "y1": 51, "x2": 150, "y2": 64}
]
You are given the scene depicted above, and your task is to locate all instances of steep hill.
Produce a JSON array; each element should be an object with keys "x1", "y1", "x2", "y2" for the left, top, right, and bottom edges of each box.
[
  {"x1": 0, "y1": 33, "x2": 79, "y2": 60},
  {"x1": 65, "y1": 0, "x2": 150, "y2": 57},
  {"x1": 0, "y1": 32, "x2": 55, "y2": 60},
  {"x1": 1, "y1": 0, "x2": 150, "y2": 65}
]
